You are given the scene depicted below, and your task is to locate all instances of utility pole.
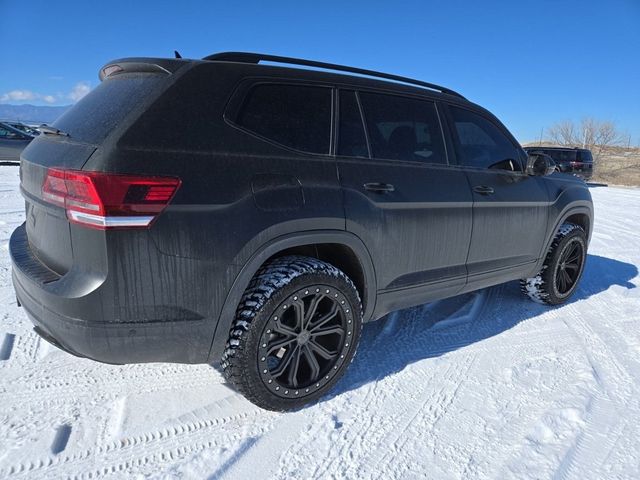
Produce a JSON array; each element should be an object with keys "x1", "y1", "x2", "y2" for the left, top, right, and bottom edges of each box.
[{"x1": 539, "y1": 127, "x2": 543, "y2": 146}]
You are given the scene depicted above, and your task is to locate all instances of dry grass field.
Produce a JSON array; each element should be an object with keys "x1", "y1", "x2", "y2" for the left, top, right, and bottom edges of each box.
[{"x1": 592, "y1": 146, "x2": 640, "y2": 187}]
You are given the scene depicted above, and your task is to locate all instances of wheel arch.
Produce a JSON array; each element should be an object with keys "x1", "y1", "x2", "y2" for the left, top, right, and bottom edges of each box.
[
  {"x1": 207, "y1": 231, "x2": 377, "y2": 362},
  {"x1": 533, "y1": 203, "x2": 593, "y2": 275}
]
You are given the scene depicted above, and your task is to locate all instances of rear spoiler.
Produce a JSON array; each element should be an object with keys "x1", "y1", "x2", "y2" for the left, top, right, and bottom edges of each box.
[{"x1": 98, "y1": 58, "x2": 187, "y2": 81}]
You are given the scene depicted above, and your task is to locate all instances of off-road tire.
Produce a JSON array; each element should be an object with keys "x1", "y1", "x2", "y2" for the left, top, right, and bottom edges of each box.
[
  {"x1": 521, "y1": 223, "x2": 587, "y2": 305},
  {"x1": 221, "y1": 255, "x2": 363, "y2": 411}
]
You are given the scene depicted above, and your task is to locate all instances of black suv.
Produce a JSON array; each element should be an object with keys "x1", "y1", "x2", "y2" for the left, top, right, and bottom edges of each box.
[
  {"x1": 10, "y1": 53, "x2": 593, "y2": 410},
  {"x1": 524, "y1": 146, "x2": 594, "y2": 180}
]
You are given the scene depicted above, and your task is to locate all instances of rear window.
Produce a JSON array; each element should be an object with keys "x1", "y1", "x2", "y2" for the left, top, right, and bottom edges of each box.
[
  {"x1": 359, "y1": 92, "x2": 446, "y2": 163},
  {"x1": 541, "y1": 149, "x2": 577, "y2": 163},
  {"x1": 236, "y1": 84, "x2": 332, "y2": 155},
  {"x1": 53, "y1": 74, "x2": 165, "y2": 144},
  {"x1": 578, "y1": 150, "x2": 593, "y2": 163}
]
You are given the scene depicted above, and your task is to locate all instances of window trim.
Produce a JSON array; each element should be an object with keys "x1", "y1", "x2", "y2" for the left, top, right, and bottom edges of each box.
[
  {"x1": 224, "y1": 78, "x2": 335, "y2": 157},
  {"x1": 354, "y1": 91, "x2": 372, "y2": 159},
  {"x1": 334, "y1": 89, "x2": 372, "y2": 159},
  {"x1": 355, "y1": 89, "x2": 450, "y2": 166},
  {"x1": 441, "y1": 102, "x2": 526, "y2": 174}
]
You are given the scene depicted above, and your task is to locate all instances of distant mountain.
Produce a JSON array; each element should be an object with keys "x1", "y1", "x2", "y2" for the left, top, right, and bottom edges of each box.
[{"x1": 0, "y1": 104, "x2": 71, "y2": 124}]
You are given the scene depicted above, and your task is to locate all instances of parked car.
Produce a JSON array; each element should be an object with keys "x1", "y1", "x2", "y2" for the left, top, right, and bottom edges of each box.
[
  {"x1": 6, "y1": 121, "x2": 41, "y2": 137},
  {"x1": 524, "y1": 146, "x2": 593, "y2": 180},
  {"x1": 10, "y1": 52, "x2": 593, "y2": 410},
  {"x1": 0, "y1": 121, "x2": 35, "y2": 163}
]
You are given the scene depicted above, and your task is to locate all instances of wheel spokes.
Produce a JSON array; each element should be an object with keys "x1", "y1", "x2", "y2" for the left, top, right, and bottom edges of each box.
[
  {"x1": 308, "y1": 339, "x2": 338, "y2": 360},
  {"x1": 564, "y1": 243, "x2": 578, "y2": 262},
  {"x1": 309, "y1": 303, "x2": 339, "y2": 332},
  {"x1": 272, "y1": 320, "x2": 297, "y2": 338},
  {"x1": 266, "y1": 336, "x2": 296, "y2": 356},
  {"x1": 303, "y1": 345, "x2": 321, "y2": 381},
  {"x1": 271, "y1": 344, "x2": 299, "y2": 378},
  {"x1": 287, "y1": 346, "x2": 303, "y2": 387},
  {"x1": 557, "y1": 269, "x2": 567, "y2": 292},
  {"x1": 563, "y1": 269, "x2": 572, "y2": 289},
  {"x1": 311, "y1": 325, "x2": 344, "y2": 339},
  {"x1": 566, "y1": 250, "x2": 581, "y2": 264},
  {"x1": 303, "y1": 293, "x2": 325, "y2": 329},
  {"x1": 291, "y1": 298, "x2": 306, "y2": 331},
  {"x1": 263, "y1": 286, "x2": 349, "y2": 393}
]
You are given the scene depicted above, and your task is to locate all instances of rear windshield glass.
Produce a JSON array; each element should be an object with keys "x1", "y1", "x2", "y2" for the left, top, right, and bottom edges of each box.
[
  {"x1": 578, "y1": 150, "x2": 593, "y2": 163},
  {"x1": 53, "y1": 74, "x2": 165, "y2": 144},
  {"x1": 540, "y1": 149, "x2": 577, "y2": 163}
]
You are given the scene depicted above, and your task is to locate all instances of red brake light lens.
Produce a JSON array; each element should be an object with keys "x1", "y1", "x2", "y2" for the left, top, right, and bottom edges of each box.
[{"x1": 42, "y1": 168, "x2": 181, "y2": 229}]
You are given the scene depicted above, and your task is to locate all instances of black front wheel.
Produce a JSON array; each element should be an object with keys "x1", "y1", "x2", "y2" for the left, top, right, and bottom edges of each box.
[
  {"x1": 221, "y1": 256, "x2": 362, "y2": 411},
  {"x1": 521, "y1": 223, "x2": 587, "y2": 305}
]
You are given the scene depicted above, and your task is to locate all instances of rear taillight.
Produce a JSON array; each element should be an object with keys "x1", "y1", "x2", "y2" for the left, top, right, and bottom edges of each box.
[{"x1": 42, "y1": 168, "x2": 181, "y2": 229}]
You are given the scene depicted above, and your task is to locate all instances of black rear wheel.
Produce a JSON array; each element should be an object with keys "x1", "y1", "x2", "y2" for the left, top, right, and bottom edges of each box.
[{"x1": 221, "y1": 256, "x2": 362, "y2": 411}]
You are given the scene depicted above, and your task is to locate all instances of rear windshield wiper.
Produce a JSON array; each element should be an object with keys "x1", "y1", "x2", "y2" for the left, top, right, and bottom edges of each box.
[{"x1": 38, "y1": 125, "x2": 70, "y2": 137}]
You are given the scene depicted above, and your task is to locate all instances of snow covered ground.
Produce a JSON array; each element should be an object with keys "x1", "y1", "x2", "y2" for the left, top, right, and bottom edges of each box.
[{"x1": 0, "y1": 165, "x2": 639, "y2": 479}]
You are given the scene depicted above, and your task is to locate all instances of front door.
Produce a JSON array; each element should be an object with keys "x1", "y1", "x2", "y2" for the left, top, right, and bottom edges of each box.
[{"x1": 443, "y1": 104, "x2": 550, "y2": 290}]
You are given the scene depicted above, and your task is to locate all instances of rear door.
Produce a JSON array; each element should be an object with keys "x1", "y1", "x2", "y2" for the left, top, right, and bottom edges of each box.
[
  {"x1": 336, "y1": 90, "x2": 472, "y2": 309},
  {"x1": 443, "y1": 103, "x2": 549, "y2": 289}
]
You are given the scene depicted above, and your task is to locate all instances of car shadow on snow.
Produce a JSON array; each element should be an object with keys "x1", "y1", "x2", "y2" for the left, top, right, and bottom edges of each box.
[{"x1": 329, "y1": 254, "x2": 638, "y2": 398}]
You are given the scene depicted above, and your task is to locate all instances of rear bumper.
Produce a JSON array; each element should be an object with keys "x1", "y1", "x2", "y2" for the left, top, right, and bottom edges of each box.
[
  {"x1": 10, "y1": 223, "x2": 215, "y2": 364},
  {"x1": 564, "y1": 163, "x2": 593, "y2": 180}
]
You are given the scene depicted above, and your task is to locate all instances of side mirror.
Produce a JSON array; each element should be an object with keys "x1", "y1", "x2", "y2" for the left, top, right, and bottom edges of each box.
[{"x1": 526, "y1": 152, "x2": 556, "y2": 176}]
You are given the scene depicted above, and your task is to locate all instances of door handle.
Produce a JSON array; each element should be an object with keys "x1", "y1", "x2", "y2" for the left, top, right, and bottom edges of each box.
[
  {"x1": 473, "y1": 185, "x2": 495, "y2": 195},
  {"x1": 364, "y1": 182, "x2": 395, "y2": 193}
]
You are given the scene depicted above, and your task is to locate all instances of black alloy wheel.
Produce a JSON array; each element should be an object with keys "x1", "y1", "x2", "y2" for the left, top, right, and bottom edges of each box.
[
  {"x1": 259, "y1": 286, "x2": 353, "y2": 397},
  {"x1": 554, "y1": 238, "x2": 584, "y2": 296},
  {"x1": 222, "y1": 256, "x2": 362, "y2": 411},
  {"x1": 521, "y1": 223, "x2": 587, "y2": 305}
]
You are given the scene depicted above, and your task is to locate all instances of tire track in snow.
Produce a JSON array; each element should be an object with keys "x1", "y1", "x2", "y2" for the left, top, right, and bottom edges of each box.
[
  {"x1": 358, "y1": 353, "x2": 478, "y2": 480},
  {"x1": 0, "y1": 398, "x2": 265, "y2": 479},
  {"x1": 552, "y1": 302, "x2": 640, "y2": 480},
  {"x1": 278, "y1": 290, "x2": 490, "y2": 479},
  {"x1": 0, "y1": 363, "x2": 222, "y2": 407}
]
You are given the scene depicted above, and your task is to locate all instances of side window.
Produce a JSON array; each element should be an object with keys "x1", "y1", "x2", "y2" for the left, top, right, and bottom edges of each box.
[
  {"x1": 358, "y1": 92, "x2": 446, "y2": 164},
  {"x1": 0, "y1": 127, "x2": 19, "y2": 139},
  {"x1": 236, "y1": 84, "x2": 331, "y2": 154},
  {"x1": 449, "y1": 106, "x2": 522, "y2": 171},
  {"x1": 337, "y1": 90, "x2": 368, "y2": 157}
]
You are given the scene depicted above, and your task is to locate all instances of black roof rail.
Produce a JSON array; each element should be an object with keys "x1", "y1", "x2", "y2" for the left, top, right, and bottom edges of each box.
[{"x1": 203, "y1": 52, "x2": 465, "y2": 99}]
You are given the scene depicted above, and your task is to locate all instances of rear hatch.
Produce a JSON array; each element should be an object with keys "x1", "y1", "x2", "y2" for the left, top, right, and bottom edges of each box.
[
  {"x1": 19, "y1": 62, "x2": 180, "y2": 275},
  {"x1": 576, "y1": 150, "x2": 594, "y2": 173}
]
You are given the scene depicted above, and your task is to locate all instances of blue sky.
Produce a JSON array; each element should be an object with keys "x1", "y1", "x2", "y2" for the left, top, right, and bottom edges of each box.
[{"x1": 1, "y1": 0, "x2": 639, "y2": 143}]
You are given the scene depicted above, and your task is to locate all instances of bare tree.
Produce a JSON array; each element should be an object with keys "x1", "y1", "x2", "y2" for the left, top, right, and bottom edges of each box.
[
  {"x1": 548, "y1": 120, "x2": 578, "y2": 146},
  {"x1": 547, "y1": 118, "x2": 625, "y2": 164}
]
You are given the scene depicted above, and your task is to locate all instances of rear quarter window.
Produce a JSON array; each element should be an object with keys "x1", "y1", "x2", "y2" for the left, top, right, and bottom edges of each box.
[{"x1": 235, "y1": 84, "x2": 332, "y2": 155}]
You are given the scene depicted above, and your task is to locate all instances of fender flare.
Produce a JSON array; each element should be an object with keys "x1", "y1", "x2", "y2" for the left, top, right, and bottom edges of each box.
[
  {"x1": 532, "y1": 203, "x2": 593, "y2": 274},
  {"x1": 207, "y1": 230, "x2": 377, "y2": 362}
]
